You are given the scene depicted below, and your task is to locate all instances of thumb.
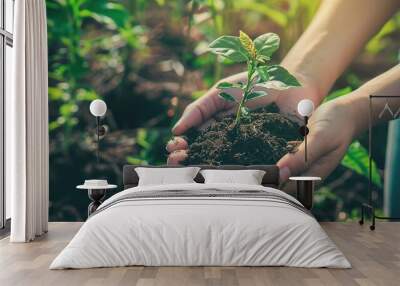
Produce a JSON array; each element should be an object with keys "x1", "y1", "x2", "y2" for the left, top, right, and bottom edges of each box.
[
  {"x1": 172, "y1": 91, "x2": 233, "y2": 135},
  {"x1": 277, "y1": 132, "x2": 331, "y2": 182},
  {"x1": 172, "y1": 103, "x2": 205, "y2": 135}
]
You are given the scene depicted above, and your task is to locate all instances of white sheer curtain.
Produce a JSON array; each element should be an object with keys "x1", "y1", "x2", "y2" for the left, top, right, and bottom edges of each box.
[{"x1": 7, "y1": 0, "x2": 49, "y2": 242}]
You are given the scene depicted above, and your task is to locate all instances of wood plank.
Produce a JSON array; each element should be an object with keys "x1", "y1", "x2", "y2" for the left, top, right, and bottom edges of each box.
[{"x1": 0, "y1": 222, "x2": 399, "y2": 286}]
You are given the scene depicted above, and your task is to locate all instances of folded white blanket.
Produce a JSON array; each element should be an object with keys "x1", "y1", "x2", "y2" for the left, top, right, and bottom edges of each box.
[{"x1": 50, "y1": 183, "x2": 350, "y2": 269}]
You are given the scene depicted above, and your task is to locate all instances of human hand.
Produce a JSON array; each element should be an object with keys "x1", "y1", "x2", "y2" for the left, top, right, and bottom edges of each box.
[
  {"x1": 166, "y1": 72, "x2": 245, "y2": 165},
  {"x1": 167, "y1": 71, "x2": 322, "y2": 165},
  {"x1": 277, "y1": 97, "x2": 357, "y2": 182}
]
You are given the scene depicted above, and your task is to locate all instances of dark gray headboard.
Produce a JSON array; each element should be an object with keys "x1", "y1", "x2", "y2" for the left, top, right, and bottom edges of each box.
[{"x1": 123, "y1": 165, "x2": 280, "y2": 189}]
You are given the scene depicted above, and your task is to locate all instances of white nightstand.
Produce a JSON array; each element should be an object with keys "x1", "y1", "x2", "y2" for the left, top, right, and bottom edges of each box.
[
  {"x1": 77, "y1": 180, "x2": 117, "y2": 216},
  {"x1": 289, "y1": 176, "x2": 321, "y2": 210}
]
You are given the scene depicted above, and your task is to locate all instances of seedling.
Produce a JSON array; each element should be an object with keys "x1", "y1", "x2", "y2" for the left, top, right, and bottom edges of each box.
[{"x1": 209, "y1": 31, "x2": 301, "y2": 125}]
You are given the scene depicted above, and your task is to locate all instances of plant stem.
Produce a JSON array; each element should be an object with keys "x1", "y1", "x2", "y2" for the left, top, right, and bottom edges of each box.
[{"x1": 235, "y1": 62, "x2": 255, "y2": 126}]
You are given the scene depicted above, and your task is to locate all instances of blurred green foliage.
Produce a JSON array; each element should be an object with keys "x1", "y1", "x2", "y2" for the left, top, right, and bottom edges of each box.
[
  {"x1": 47, "y1": 0, "x2": 400, "y2": 221},
  {"x1": 341, "y1": 142, "x2": 382, "y2": 188}
]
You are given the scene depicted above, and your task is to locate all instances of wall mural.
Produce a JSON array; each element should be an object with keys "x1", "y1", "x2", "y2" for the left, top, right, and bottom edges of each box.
[{"x1": 47, "y1": 0, "x2": 400, "y2": 222}]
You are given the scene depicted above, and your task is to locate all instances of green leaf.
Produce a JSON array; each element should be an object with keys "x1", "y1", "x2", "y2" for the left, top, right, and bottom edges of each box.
[
  {"x1": 217, "y1": 82, "x2": 234, "y2": 89},
  {"x1": 341, "y1": 141, "x2": 382, "y2": 187},
  {"x1": 76, "y1": 89, "x2": 99, "y2": 101},
  {"x1": 254, "y1": 33, "x2": 280, "y2": 57},
  {"x1": 366, "y1": 19, "x2": 397, "y2": 54},
  {"x1": 257, "y1": 55, "x2": 271, "y2": 64},
  {"x1": 216, "y1": 82, "x2": 243, "y2": 89},
  {"x1": 136, "y1": 129, "x2": 151, "y2": 149},
  {"x1": 246, "y1": 90, "x2": 267, "y2": 101},
  {"x1": 48, "y1": 87, "x2": 65, "y2": 101},
  {"x1": 241, "y1": 106, "x2": 250, "y2": 116},
  {"x1": 80, "y1": 3, "x2": 130, "y2": 29},
  {"x1": 49, "y1": 120, "x2": 60, "y2": 132},
  {"x1": 126, "y1": 156, "x2": 147, "y2": 165},
  {"x1": 324, "y1": 87, "x2": 352, "y2": 103},
  {"x1": 59, "y1": 102, "x2": 78, "y2": 117},
  {"x1": 241, "y1": 106, "x2": 250, "y2": 117},
  {"x1": 239, "y1": 31, "x2": 257, "y2": 58},
  {"x1": 208, "y1": 36, "x2": 250, "y2": 63},
  {"x1": 219, "y1": 92, "x2": 236, "y2": 102},
  {"x1": 256, "y1": 66, "x2": 269, "y2": 82},
  {"x1": 258, "y1": 65, "x2": 301, "y2": 90},
  {"x1": 268, "y1": 65, "x2": 301, "y2": 86}
]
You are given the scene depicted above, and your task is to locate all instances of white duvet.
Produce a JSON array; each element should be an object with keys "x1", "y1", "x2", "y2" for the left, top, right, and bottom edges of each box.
[{"x1": 50, "y1": 183, "x2": 350, "y2": 269}]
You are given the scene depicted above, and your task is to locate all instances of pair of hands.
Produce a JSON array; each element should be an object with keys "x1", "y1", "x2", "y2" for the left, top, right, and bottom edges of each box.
[{"x1": 166, "y1": 73, "x2": 356, "y2": 182}]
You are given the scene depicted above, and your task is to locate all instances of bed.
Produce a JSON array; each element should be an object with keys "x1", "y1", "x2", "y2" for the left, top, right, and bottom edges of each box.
[{"x1": 50, "y1": 165, "x2": 350, "y2": 269}]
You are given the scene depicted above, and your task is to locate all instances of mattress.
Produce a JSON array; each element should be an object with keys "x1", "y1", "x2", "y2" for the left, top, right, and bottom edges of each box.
[{"x1": 50, "y1": 183, "x2": 351, "y2": 269}]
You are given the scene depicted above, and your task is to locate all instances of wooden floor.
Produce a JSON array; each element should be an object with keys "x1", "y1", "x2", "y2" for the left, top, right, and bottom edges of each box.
[{"x1": 0, "y1": 222, "x2": 399, "y2": 286}]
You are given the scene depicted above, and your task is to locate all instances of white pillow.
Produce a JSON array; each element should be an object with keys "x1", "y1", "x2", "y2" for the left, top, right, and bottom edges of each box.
[
  {"x1": 200, "y1": 169, "x2": 266, "y2": 185},
  {"x1": 135, "y1": 167, "x2": 201, "y2": 186}
]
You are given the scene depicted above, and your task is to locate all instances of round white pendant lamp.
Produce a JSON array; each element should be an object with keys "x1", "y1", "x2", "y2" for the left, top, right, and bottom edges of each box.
[
  {"x1": 90, "y1": 99, "x2": 107, "y2": 117},
  {"x1": 297, "y1": 99, "x2": 315, "y2": 163},
  {"x1": 297, "y1": 99, "x2": 314, "y2": 117},
  {"x1": 89, "y1": 99, "x2": 108, "y2": 163}
]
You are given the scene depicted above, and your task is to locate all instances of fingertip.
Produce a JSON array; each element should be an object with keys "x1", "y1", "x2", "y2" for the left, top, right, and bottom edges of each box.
[
  {"x1": 172, "y1": 120, "x2": 181, "y2": 135},
  {"x1": 172, "y1": 122, "x2": 183, "y2": 135},
  {"x1": 166, "y1": 137, "x2": 188, "y2": 152},
  {"x1": 172, "y1": 118, "x2": 192, "y2": 135},
  {"x1": 167, "y1": 150, "x2": 188, "y2": 165},
  {"x1": 279, "y1": 166, "x2": 291, "y2": 183},
  {"x1": 276, "y1": 153, "x2": 291, "y2": 167},
  {"x1": 277, "y1": 150, "x2": 304, "y2": 182}
]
